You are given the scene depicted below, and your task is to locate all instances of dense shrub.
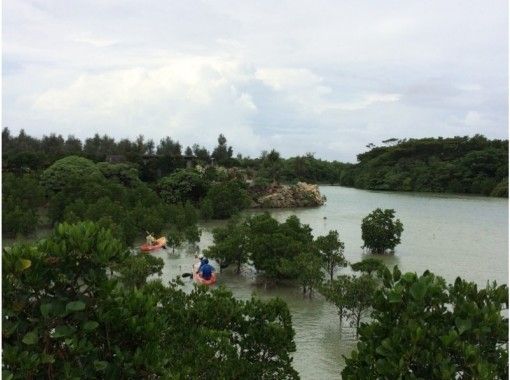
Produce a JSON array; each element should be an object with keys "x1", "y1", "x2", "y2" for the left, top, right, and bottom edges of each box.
[
  {"x1": 201, "y1": 180, "x2": 251, "y2": 219},
  {"x1": 3, "y1": 222, "x2": 298, "y2": 379},
  {"x1": 2, "y1": 173, "x2": 45, "y2": 237},
  {"x1": 342, "y1": 268, "x2": 508, "y2": 379},
  {"x1": 40, "y1": 156, "x2": 103, "y2": 193},
  {"x1": 157, "y1": 169, "x2": 209, "y2": 204}
]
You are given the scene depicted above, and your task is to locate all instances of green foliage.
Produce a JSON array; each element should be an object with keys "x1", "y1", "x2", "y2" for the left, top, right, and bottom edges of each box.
[
  {"x1": 293, "y1": 250, "x2": 324, "y2": 296},
  {"x1": 361, "y1": 208, "x2": 403, "y2": 254},
  {"x1": 343, "y1": 275, "x2": 378, "y2": 337},
  {"x1": 2, "y1": 173, "x2": 45, "y2": 237},
  {"x1": 116, "y1": 254, "x2": 164, "y2": 288},
  {"x1": 2, "y1": 205, "x2": 39, "y2": 238},
  {"x1": 247, "y1": 214, "x2": 315, "y2": 281},
  {"x1": 3, "y1": 222, "x2": 298, "y2": 379},
  {"x1": 491, "y1": 178, "x2": 508, "y2": 197},
  {"x1": 40, "y1": 155, "x2": 103, "y2": 193},
  {"x1": 351, "y1": 257, "x2": 387, "y2": 275},
  {"x1": 342, "y1": 268, "x2": 509, "y2": 379},
  {"x1": 96, "y1": 162, "x2": 141, "y2": 187},
  {"x1": 320, "y1": 274, "x2": 378, "y2": 336},
  {"x1": 205, "y1": 217, "x2": 250, "y2": 273},
  {"x1": 37, "y1": 154, "x2": 177, "y2": 246},
  {"x1": 201, "y1": 180, "x2": 251, "y2": 219},
  {"x1": 4, "y1": 128, "x2": 508, "y2": 198},
  {"x1": 343, "y1": 135, "x2": 508, "y2": 197},
  {"x1": 163, "y1": 202, "x2": 202, "y2": 252},
  {"x1": 211, "y1": 134, "x2": 234, "y2": 167},
  {"x1": 205, "y1": 213, "x2": 325, "y2": 291},
  {"x1": 156, "y1": 136, "x2": 182, "y2": 156},
  {"x1": 319, "y1": 275, "x2": 351, "y2": 321},
  {"x1": 158, "y1": 168, "x2": 209, "y2": 204},
  {"x1": 316, "y1": 230, "x2": 346, "y2": 281}
]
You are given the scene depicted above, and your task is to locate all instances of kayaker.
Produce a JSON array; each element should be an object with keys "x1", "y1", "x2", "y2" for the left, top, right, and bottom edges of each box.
[
  {"x1": 196, "y1": 253, "x2": 205, "y2": 271},
  {"x1": 198, "y1": 258, "x2": 215, "y2": 280},
  {"x1": 146, "y1": 232, "x2": 156, "y2": 246}
]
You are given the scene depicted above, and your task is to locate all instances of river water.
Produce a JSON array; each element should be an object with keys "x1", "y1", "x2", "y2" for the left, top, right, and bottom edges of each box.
[{"x1": 151, "y1": 186, "x2": 508, "y2": 379}]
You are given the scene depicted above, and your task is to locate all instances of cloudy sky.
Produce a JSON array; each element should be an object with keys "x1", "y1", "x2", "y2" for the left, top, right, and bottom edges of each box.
[{"x1": 3, "y1": 0, "x2": 508, "y2": 161}]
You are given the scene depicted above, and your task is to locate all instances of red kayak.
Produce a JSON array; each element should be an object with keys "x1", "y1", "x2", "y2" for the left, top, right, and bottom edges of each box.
[
  {"x1": 193, "y1": 271, "x2": 217, "y2": 285},
  {"x1": 140, "y1": 237, "x2": 167, "y2": 252}
]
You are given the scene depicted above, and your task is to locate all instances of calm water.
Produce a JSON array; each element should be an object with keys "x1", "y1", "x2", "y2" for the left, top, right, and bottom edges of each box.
[
  {"x1": 149, "y1": 186, "x2": 508, "y2": 379},
  {"x1": 2, "y1": 187, "x2": 506, "y2": 377}
]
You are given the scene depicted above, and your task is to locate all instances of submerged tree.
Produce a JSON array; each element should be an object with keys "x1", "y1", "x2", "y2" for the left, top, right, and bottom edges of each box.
[
  {"x1": 294, "y1": 250, "x2": 324, "y2": 297},
  {"x1": 316, "y1": 230, "x2": 346, "y2": 281},
  {"x1": 205, "y1": 218, "x2": 249, "y2": 274},
  {"x1": 320, "y1": 274, "x2": 378, "y2": 336},
  {"x1": 343, "y1": 274, "x2": 378, "y2": 337},
  {"x1": 361, "y1": 208, "x2": 403, "y2": 254},
  {"x1": 320, "y1": 275, "x2": 352, "y2": 322}
]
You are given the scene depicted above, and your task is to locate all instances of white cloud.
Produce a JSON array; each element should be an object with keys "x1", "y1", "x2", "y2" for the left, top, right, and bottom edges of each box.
[
  {"x1": 458, "y1": 84, "x2": 482, "y2": 92},
  {"x1": 29, "y1": 55, "x2": 263, "y2": 154},
  {"x1": 255, "y1": 68, "x2": 322, "y2": 90},
  {"x1": 463, "y1": 111, "x2": 485, "y2": 127},
  {"x1": 73, "y1": 37, "x2": 118, "y2": 48},
  {"x1": 3, "y1": 0, "x2": 508, "y2": 162},
  {"x1": 319, "y1": 93, "x2": 401, "y2": 112}
]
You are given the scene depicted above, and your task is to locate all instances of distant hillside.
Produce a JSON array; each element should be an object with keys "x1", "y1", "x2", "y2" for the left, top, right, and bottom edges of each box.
[{"x1": 340, "y1": 135, "x2": 508, "y2": 197}]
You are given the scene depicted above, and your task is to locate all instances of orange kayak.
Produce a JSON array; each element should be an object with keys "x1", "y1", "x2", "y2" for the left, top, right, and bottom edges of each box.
[
  {"x1": 140, "y1": 237, "x2": 167, "y2": 252},
  {"x1": 193, "y1": 271, "x2": 217, "y2": 285}
]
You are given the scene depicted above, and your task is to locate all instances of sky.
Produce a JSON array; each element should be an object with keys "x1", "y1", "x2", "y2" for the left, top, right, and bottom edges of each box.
[{"x1": 3, "y1": 0, "x2": 508, "y2": 162}]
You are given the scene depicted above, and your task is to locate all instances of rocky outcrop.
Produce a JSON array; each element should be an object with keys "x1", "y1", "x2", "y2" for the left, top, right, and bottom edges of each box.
[{"x1": 252, "y1": 182, "x2": 326, "y2": 208}]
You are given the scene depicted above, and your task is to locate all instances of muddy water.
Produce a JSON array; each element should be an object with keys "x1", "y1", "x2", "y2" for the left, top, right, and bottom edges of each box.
[{"x1": 150, "y1": 186, "x2": 508, "y2": 379}]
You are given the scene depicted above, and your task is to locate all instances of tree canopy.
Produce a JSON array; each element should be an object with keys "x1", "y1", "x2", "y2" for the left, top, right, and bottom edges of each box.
[
  {"x1": 342, "y1": 268, "x2": 509, "y2": 379},
  {"x1": 361, "y1": 208, "x2": 403, "y2": 254},
  {"x1": 341, "y1": 135, "x2": 508, "y2": 197},
  {"x1": 3, "y1": 222, "x2": 299, "y2": 379}
]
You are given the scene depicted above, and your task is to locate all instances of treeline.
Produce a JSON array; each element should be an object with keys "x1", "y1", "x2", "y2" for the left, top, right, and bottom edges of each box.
[
  {"x1": 3, "y1": 128, "x2": 508, "y2": 211},
  {"x1": 1, "y1": 128, "x2": 348, "y2": 238},
  {"x1": 2, "y1": 128, "x2": 349, "y2": 184},
  {"x1": 341, "y1": 135, "x2": 508, "y2": 197}
]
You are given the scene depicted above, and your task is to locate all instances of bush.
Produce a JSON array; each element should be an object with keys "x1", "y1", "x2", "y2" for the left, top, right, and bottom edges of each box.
[
  {"x1": 491, "y1": 178, "x2": 508, "y2": 197},
  {"x1": 2, "y1": 222, "x2": 298, "y2": 379},
  {"x1": 342, "y1": 268, "x2": 508, "y2": 379},
  {"x1": 158, "y1": 169, "x2": 209, "y2": 204},
  {"x1": 2, "y1": 203, "x2": 38, "y2": 237},
  {"x1": 96, "y1": 162, "x2": 141, "y2": 187},
  {"x1": 248, "y1": 214, "x2": 315, "y2": 281},
  {"x1": 202, "y1": 180, "x2": 251, "y2": 219},
  {"x1": 2, "y1": 173, "x2": 45, "y2": 237},
  {"x1": 361, "y1": 208, "x2": 403, "y2": 254},
  {"x1": 40, "y1": 155, "x2": 103, "y2": 193}
]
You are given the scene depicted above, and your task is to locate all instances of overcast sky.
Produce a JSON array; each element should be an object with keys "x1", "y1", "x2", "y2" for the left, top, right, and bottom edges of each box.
[{"x1": 3, "y1": 0, "x2": 508, "y2": 161}]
